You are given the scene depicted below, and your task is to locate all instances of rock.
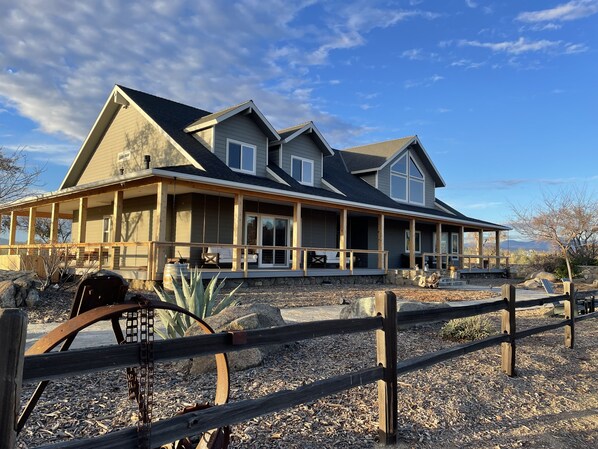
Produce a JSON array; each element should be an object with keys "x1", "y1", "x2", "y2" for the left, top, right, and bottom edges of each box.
[
  {"x1": 396, "y1": 301, "x2": 450, "y2": 330},
  {"x1": 522, "y1": 279, "x2": 541, "y2": 289},
  {"x1": 593, "y1": 279, "x2": 598, "y2": 288},
  {"x1": 0, "y1": 280, "x2": 17, "y2": 308},
  {"x1": 339, "y1": 296, "x2": 376, "y2": 319},
  {"x1": 182, "y1": 304, "x2": 286, "y2": 375},
  {"x1": 25, "y1": 288, "x2": 40, "y2": 307},
  {"x1": 533, "y1": 271, "x2": 558, "y2": 282}
]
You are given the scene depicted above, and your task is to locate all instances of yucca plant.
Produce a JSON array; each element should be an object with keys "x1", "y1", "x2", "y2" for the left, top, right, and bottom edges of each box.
[
  {"x1": 440, "y1": 316, "x2": 495, "y2": 342},
  {"x1": 154, "y1": 268, "x2": 241, "y2": 339}
]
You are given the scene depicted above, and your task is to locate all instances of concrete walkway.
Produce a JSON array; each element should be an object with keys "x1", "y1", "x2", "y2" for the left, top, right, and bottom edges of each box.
[{"x1": 25, "y1": 286, "x2": 554, "y2": 351}]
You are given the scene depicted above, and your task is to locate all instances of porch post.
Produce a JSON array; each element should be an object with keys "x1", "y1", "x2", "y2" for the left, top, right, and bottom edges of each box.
[
  {"x1": 50, "y1": 203, "x2": 60, "y2": 244},
  {"x1": 292, "y1": 202, "x2": 302, "y2": 271},
  {"x1": 409, "y1": 219, "x2": 416, "y2": 269},
  {"x1": 495, "y1": 230, "x2": 501, "y2": 268},
  {"x1": 459, "y1": 226, "x2": 465, "y2": 269},
  {"x1": 377, "y1": 214, "x2": 385, "y2": 269},
  {"x1": 435, "y1": 223, "x2": 442, "y2": 269},
  {"x1": 110, "y1": 191, "x2": 123, "y2": 269},
  {"x1": 152, "y1": 182, "x2": 168, "y2": 281},
  {"x1": 8, "y1": 211, "x2": 17, "y2": 254},
  {"x1": 27, "y1": 207, "x2": 37, "y2": 245},
  {"x1": 339, "y1": 208, "x2": 347, "y2": 269},
  {"x1": 478, "y1": 229, "x2": 484, "y2": 268},
  {"x1": 232, "y1": 193, "x2": 244, "y2": 272},
  {"x1": 76, "y1": 198, "x2": 88, "y2": 266}
]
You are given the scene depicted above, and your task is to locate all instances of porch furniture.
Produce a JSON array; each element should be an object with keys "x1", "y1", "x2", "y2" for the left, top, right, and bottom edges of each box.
[
  {"x1": 203, "y1": 247, "x2": 258, "y2": 268},
  {"x1": 311, "y1": 250, "x2": 352, "y2": 268},
  {"x1": 308, "y1": 251, "x2": 327, "y2": 267}
]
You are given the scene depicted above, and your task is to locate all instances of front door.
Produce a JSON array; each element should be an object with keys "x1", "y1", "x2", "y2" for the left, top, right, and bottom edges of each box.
[{"x1": 259, "y1": 217, "x2": 289, "y2": 267}]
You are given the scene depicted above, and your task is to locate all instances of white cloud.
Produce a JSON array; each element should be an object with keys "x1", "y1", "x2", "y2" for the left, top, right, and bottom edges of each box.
[
  {"x1": 517, "y1": 0, "x2": 598, "y2": 22},
  {"x1": 404, "y1": 74, "x2": 444, "y2": 89},
  {"x1": 1, "y1": 0, "x2": 438, "y2": 149},
  {"x1": 458, "y1": 37, "x2": 587, "y2": 55},
  {"x1": 465, "y1": 0, "x2": 478, "y2": 8}
]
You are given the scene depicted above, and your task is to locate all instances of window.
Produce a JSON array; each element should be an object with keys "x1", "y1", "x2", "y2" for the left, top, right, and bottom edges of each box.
[
  {"x1": 291, "y1": 156, "x2": 314, "y2": 186},
  {"x1": 405, "y1": 230, "x2": 421, "y2": 253},
  {"x1": 227, "y1": 139, "x2": 256, "y2": 174},
  {"x1": 102, "y1": 216, "x2": 112, "y2": 243},
  {"x1": 451, "y1": 234, "x2": 459, "y2": 254},
  {"x1": 390, "y1": 152, "x2": 425, "y2": 205}
]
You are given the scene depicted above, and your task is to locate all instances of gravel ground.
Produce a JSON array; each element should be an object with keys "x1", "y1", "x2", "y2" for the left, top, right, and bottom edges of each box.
[{"x1": 18, "y1": 281, "x2": 597, "y2": 448}]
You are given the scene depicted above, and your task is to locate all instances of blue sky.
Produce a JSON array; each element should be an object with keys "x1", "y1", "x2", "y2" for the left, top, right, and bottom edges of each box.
[{"x1": 0, "y1": 0, "x2": 596, "y2": 228}]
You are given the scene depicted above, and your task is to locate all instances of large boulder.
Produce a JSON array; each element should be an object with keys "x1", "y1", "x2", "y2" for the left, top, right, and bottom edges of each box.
[
  {"x1": 528, "y1": 271, "x2": 558, "y2": 282},
  {"x1": 0, "y1": 280, "x2": 16, "y2": 308},
  {"x1": 181, "y1": 304, "x2": 286, "y2": 375}
]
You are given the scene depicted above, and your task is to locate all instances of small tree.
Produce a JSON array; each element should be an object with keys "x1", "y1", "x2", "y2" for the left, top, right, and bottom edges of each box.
[
  {"x1": 0, "y1": 147, "x2": 44, "y2": 204},
  {"x1": 510, "y1": 188, "x2": 598, "y2": 280}
]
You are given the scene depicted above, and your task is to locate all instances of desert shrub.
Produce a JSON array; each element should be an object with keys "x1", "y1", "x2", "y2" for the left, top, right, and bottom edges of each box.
[
  {"x1": 440, "y1": 316, "x2": 495, "y2": 342},
  {"x1": 154, "y1": 268, "x2": 241, "y2": 339}
]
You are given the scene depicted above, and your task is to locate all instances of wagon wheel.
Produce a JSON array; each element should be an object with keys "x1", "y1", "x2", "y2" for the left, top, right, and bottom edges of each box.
[{"x1": 20, "y1": 299, "x2": 230, "y2": 448}]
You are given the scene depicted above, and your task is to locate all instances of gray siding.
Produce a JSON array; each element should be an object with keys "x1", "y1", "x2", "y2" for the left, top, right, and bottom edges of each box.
[
  {"x1": 301, "y1": 208, "x2": 337, "y2": 248},
  {"x1": 213, "y1": 115, "x2": 268, "y2": 177},
  {"x1": 281, "y1": 135, "x2": 323, "y2": 188},
  {"x1": 377, "y1": 149, "x2": 435, "y2": 208}
]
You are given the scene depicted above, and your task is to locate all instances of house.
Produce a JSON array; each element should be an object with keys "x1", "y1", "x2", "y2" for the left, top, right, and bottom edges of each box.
[{"x1": 0, "y1": 85, "x2": 509, "y2": 284}]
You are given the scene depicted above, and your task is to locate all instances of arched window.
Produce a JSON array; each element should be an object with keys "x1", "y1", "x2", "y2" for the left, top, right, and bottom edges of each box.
[{"x1": 390, "y1": 152, "x2": 425, "y2": 205}]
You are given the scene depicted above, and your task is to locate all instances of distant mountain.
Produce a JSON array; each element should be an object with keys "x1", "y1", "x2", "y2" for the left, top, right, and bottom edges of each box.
[{"x1": 500, "y1": 240, "x2": 551, "y2": 252}]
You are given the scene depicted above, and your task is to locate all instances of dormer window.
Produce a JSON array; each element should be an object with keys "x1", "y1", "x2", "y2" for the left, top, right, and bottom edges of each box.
[
  {"x1": 390, "y1": 152, "x2": 425, "y2": 205},
  {"x1": 227, "y1": 139, "x2": 256, "y2": 174},
  {"x1": 291, "y1": 156, "x2": 314, "y2": 186}
]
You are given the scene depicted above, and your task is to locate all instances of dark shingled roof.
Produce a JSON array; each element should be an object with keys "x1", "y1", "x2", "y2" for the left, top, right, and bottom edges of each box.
[{"x1": 119, "y1": 85, "x2": 504, "y2": 229}]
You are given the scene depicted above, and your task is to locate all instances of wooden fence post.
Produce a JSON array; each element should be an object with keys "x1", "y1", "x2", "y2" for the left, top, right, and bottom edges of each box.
[
  {"x1": 501, "y1": 284, "x2": 516, "y2": 377},
  {"x1": 375, "y1": 291, "x2": 397, "y2": 445},
  {"x1": 0, "y1": 308, "x2": 28, "y2": 449},
  {"x1": 563, "y1": 281, "x2": 575, "y2": 349}
]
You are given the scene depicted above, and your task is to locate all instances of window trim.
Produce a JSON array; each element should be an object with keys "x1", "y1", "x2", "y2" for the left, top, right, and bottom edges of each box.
[
  {"x1": 226, "y1": 138, "x2": 257, "y2": 175},
  {"x1": 290, "y1": 155, "x2": 315, "y2": 186},
  {"x1": 405, "y1": 230, "x2": 422, "y2": 254},
  {"x1": 390, "y1": 151, "x2": 426, "y2": 206}
]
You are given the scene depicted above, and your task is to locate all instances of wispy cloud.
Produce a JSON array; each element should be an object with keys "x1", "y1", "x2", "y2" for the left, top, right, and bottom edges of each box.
[
  {"x1": 517, "y1": 0, "x2": 598, "y2": 22},
  {"x1": 404, "y1": 74, "x2": 444, "y2": 89},
  {"x1": 400, "y1": 48, "x2": 439, "y2": 61},
  {"x1": 450, "y1": 58, "x2": 486, "y2": 69},
  {"x1": 463, "y1": 201, "x2": 503, "y2": 210},
  {"x1": 5, "y1": 143, "x2": 77, "y2": 166},
  {"x1": 458, "y1": 37, "x2": 587, "y2": 55},
  {"x1": 465, "y1": 0, "x2": 477, "y2": 8}
]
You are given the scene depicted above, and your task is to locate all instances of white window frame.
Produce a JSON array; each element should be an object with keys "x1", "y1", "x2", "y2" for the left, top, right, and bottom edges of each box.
[
  {"x1": 226, "y1": 138, "x2": 257, "y2": 175},
  {"x1": 405, "y1": 230, "x2": 421, "y2": 254},
  {"x1": 102, "y1": 216, "x2": 112, "y2": 243},
  {"x1": 290, "y1": 155, "x2": 314, "y2": 186},
  {"x1": 390, "y1": 151, "x2": 426, "y2": 206}
]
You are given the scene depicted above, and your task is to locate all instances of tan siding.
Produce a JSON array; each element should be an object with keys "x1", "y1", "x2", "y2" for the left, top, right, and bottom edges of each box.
[
  {"x1": 213, "y1": 115, "x2": 268, "y2": 177},
  {"x1": 193, "y1": 128, "x2": 213, "y2": 151},
  {"x1": 77, "y1": 106, "x2": 188, "y2": 185},
  {"x1": 281, "y1": 135, "x2": 323, "y2": 188}
]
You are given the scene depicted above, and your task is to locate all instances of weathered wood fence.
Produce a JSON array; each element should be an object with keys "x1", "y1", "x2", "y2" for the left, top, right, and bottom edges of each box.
[{"x1": 1, "y1": 282, "x2": 596, "y2": 449}]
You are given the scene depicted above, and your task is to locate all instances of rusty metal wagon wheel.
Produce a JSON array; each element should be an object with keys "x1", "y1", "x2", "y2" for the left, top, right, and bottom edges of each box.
[{"x1": 21, "y1": 299, "x2": 230, "y2": 449}]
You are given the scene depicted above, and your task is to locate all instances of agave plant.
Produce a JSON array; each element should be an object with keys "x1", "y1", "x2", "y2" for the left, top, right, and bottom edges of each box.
[{"x1": 154, "y1": 268, "x2": 241, "y2": 339}]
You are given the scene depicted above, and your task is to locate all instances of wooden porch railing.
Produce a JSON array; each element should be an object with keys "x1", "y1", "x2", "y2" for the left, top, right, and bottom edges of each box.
[{"x1": 421, "y1": 252, "x2": 510, "y2": 271}]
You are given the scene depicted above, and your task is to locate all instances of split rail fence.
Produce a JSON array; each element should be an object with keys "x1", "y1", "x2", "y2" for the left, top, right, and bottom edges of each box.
[{"x1": 1, "y1": 282, "x2": 596, "y2": 448}]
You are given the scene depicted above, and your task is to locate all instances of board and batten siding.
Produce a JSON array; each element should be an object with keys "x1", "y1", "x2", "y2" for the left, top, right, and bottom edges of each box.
[
  {"x1": 377, "y1": 148, "x2": 435, "y2": 208},
  {"x1": 77, "y1": 105, "x2": 187, "y2": 186},
  {"x1": 281, "y1": 135, "x2": 323, "y2": 188},
  {"x1": 213, "y1": 115, "x2": 268, "y2": 177},
  {"x1": 301, "y1": 208, "x2": 338, "y2": 248}
]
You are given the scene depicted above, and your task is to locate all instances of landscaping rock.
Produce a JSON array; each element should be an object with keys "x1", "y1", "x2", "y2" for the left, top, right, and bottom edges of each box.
[
  {"x1": 26, "y1": 288, "x2": 41, "y2": 307},
  {"x1": 0, "y1": 280, "x2": 16, "y2": 308},
  {"x1": 529, "y1": 271, "x2": 558, "y2": 282},
  {"x1": 182, "y1": 304, "x2": 286, "y2": 374},
  {"x1": 522, "y1": 279, "x2": 541, "y2": 289},
  {"x1": 339, "y1": 296, "x2": 376, "y2": 319}
]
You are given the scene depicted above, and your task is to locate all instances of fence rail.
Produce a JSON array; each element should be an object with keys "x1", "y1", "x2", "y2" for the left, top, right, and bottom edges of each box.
[{"x1": 1, "y1": 283, "x2": 596, "y2": 448}]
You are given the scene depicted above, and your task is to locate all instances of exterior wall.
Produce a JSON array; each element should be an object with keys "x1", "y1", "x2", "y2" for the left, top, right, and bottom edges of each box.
[
  {"x1": 77, "y1": 105, "x2": 187, "y2": 185},
  {"x1": 268, "y1": 145, "x2": 281, "y2": 166},
  {"x1": 280, "y1": 135, "x2": 323, "y2": 188},
  {"x1": 360, "y1": 172, "x2": 377, "y2": 188},
  {"x1": 213, "y1": 114, "x2": 268, "y2": 177},
  {"x1": 301, "y1": 208, "x2": 337, "y2": 248},
  {"x1": 193, "y1": 128, "x2": 213, "y2": 151},
  {"x1": 377, "y1": 148, "x2": 436, "y2": 208}
]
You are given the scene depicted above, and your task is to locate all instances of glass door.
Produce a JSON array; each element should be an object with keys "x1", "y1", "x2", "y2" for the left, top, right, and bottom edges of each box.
[{"x1": 259, "y1": 216, "x2": 289, "y2": 267}]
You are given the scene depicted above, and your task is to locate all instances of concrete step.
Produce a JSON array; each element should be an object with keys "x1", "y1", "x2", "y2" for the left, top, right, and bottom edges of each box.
[{"x1": 438, "y1": 278, "x2": 467, "y2": 287}]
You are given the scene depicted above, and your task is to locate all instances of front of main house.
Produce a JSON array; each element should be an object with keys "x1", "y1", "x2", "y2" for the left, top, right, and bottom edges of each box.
[{"x1": 0, "y1": 86, "x2": 509, "y2": 282}]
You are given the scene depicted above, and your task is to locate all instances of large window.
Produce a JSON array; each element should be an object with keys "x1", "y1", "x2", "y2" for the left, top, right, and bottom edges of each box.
[
  {"x1": 405, "y1": 230, "x2": 421, "y2": 253},
  {"x1": 227, "y1": 139, "x2": 256, "y2": 174},
  {"x1": 291, "y1": 156, "x2": 314, "y2": 186},
  {"x1": 390, "y1": 152, "x2": 425, "y2": 205}
]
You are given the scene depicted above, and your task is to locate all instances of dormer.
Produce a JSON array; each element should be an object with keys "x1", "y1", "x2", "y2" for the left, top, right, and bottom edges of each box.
[
  {"x1": 341, "y1": 136, "x2": 445, "y2": 208},
  {"x1": 184, "y1": 100, "x2": 280, "y2": 177},
  {"x1": 269, "y1": 122, "x2": 334, "y2": 188}
]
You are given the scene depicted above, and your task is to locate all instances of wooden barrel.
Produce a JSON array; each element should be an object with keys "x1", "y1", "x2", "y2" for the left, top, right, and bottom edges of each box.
[{"x1": 163, "y1": 262, "x2": 190, "y2": 291}]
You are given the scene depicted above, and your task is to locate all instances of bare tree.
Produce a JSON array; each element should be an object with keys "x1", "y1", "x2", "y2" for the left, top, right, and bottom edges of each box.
[
  {"x1": 0, "y1": 147, "x2": 44, "y2": 204},
  {"x1": 510, "y1": 188, "x2": 598, "y2": 280}
]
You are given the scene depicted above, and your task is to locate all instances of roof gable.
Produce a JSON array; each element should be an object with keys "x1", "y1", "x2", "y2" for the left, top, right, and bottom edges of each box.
[
  {"x1": 272, "y1": 122, "x2": 334, "y2": 156},
  {"x1": 184, "y1": 100, "x2": 280, "y2": 140}
]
